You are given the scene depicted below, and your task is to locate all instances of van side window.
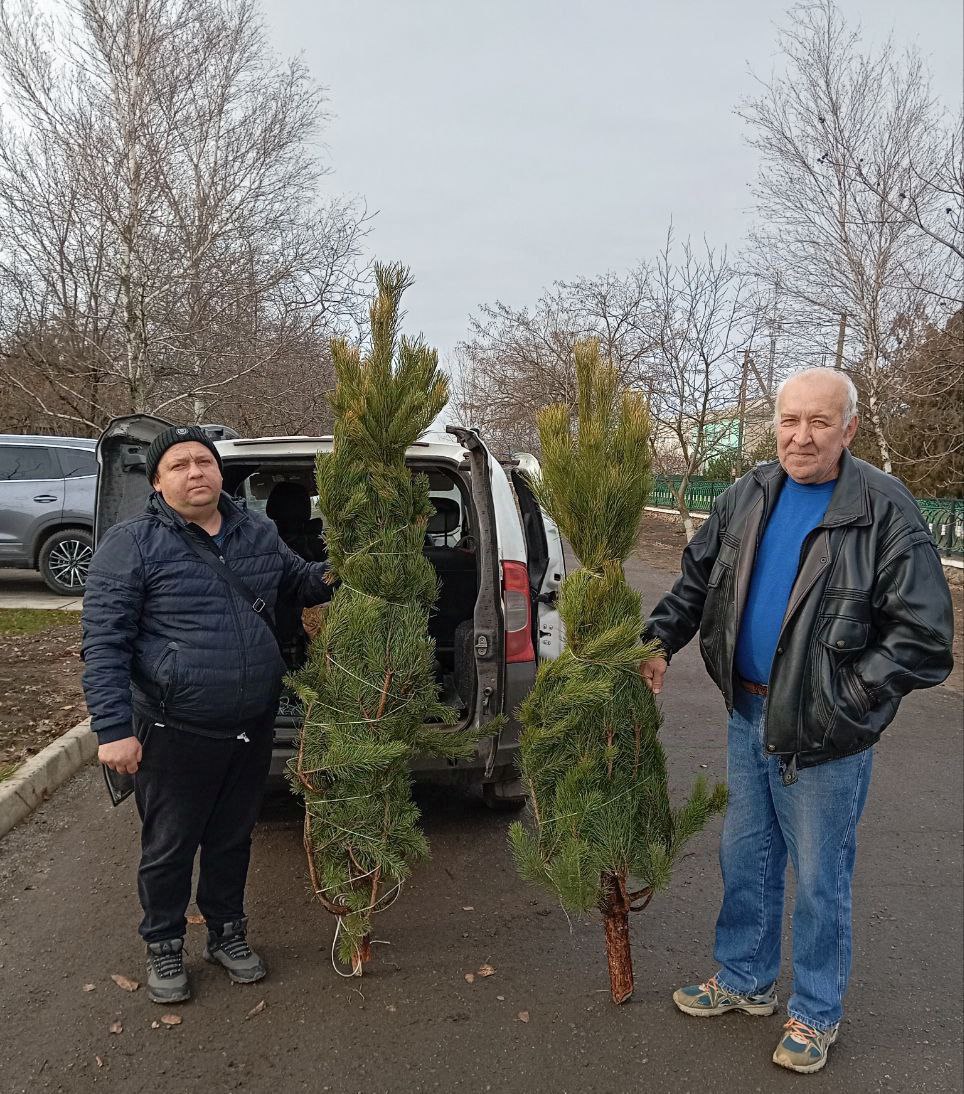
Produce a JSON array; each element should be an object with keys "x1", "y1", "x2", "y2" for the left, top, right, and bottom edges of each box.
[{"x1": 0, "y1": 445, "x2": 58, "y2": 481}]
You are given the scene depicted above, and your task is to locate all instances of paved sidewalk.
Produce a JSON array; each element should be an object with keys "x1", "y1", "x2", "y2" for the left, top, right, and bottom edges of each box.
[{"x1": 0, "y1": 570, "x2": 83, "y2": 610}]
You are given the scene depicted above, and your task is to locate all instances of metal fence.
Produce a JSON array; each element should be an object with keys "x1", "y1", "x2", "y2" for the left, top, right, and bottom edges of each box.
[{"x1": 650, "y1": 478, "x2": 964, "y2": 559}]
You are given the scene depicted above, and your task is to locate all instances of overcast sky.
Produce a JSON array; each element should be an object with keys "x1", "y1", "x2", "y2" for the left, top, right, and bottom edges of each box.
[{"x1": 263, "y1": 0, "x2": 962, "y2": 362}]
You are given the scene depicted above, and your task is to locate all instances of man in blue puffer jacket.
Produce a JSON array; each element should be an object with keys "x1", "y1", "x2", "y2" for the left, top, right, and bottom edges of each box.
[{"x1": 82, "y1": 425, "x2": 333, "y2": 1004}]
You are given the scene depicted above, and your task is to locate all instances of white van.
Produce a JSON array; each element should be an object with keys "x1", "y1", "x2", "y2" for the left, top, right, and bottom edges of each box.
[{"x1": 95, "y1": 417, "x2": 566, "y2": 808}]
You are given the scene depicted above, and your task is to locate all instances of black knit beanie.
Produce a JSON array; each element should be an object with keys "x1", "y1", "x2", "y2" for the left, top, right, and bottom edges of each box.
[{"x1": 145, "y1": 425, "x2": 224, "y2": 484}]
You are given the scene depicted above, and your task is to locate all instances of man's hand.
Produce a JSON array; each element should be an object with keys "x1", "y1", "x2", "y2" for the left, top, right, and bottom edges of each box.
[
  {"x1": 640, "y1": 655, "x2": 668, "y2": 695},
  {"x1": 98, "y1": 736, "x2": 142, "y2": 775}
]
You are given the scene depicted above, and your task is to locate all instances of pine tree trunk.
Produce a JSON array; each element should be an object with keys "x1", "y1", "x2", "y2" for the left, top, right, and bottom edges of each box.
[
  {"x1": 351, "y1": 934, "x2": 373, "y2": 975},
  {"x1": 600, "y1": 871, "x2": 634, "y2": 1004}
]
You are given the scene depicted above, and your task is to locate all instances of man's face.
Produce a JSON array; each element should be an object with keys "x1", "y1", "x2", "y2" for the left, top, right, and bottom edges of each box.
[
  {"x1": 776, "y1": 374, "x2": 858, "y2": 485},
  {"x1": 152, "y1": 441, "x2": 222, "y2": 516}
]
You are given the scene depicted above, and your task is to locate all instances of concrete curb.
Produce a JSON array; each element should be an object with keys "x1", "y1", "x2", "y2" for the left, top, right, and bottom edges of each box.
[{"x1": 0, "y1": 717, "x2": 96, "y2": 840}]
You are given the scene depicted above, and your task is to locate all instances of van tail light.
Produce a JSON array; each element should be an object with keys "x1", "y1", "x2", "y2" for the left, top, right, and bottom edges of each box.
[{"x1": 503, "y1": 560, "x2": 535, "y2": 663}]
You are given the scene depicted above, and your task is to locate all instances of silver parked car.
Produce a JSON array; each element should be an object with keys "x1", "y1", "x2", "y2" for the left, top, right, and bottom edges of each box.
[{"x1": 0, "y1": 435, "x2": 97, "y2": 594}]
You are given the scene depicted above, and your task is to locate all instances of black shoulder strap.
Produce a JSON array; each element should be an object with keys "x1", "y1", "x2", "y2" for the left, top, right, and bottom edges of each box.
[{"x1": 176, "y1": 526, "x2": 281, "y2": 650}]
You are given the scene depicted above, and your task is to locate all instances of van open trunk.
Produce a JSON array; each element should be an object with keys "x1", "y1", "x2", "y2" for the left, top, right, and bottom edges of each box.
[{"x1": 94, "y1": 416, "x2": 564, "y2": 804}]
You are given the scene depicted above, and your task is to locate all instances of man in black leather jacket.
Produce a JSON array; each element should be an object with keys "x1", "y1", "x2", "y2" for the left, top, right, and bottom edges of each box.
[{"x1": 641, "y1": 368, "x2": 953, "y2": 1074}]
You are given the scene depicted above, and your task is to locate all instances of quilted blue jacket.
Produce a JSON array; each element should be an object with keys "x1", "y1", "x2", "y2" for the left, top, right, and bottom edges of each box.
[{"x1": 81, "y1": 491, "x2": 332, "y2": 744}]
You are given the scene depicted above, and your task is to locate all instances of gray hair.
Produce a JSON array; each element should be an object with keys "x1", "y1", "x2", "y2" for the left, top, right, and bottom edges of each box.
[{"x1": 773, "y1": 367, "x2": 859, "y2": 427}]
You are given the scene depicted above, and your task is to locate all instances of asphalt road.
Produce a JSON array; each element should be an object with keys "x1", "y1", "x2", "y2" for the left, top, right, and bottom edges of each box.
[{"x1": 0, "y1": 556, "x2": 961, "y2": 1094}]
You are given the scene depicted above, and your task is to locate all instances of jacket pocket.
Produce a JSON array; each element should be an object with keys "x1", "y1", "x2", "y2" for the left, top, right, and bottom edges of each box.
[
  {"x1": 152, "y1": 642, "x2": 179, "y2": 705},
  {"x1": 813, "y1": 614, "x2": 870, "y2": 748}
]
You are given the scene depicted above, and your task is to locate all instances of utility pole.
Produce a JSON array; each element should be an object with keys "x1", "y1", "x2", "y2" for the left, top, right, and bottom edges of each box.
[
  {"x1": 736, "y1": 349, "x2": 750, "y2": 475},
  {"x1": 767, "y1": 279, "x2": 780, "y2": 395},
  {"x1": 834, "y1": 313, "x2": 848, "y2": 369}
]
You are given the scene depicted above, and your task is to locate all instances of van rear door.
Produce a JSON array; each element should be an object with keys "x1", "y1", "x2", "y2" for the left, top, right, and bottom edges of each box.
[
  {"x1": 94, "y1": 415, "x2": 173, "y2": 544},
  {"x1": 509, "y1": 459, "x2": 566, "y2": 661},
  {"x1": 446, "y1": 426, "x2": 505, "y2": 775}
]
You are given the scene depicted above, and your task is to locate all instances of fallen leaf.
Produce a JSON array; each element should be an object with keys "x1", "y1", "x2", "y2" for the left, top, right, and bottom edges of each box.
[
  {"x1": 82, "y1": 983, "x2": 96, "y2": 993},
  {"x1": 151, "y1": 1021, "x2": 160, "y2": 1029},
  {"x1": 496, "y1": 995, "x2": 505, "y2": 1001},
  {"x1": 464, "y1": 972, "x2": 475, "y2": 984},
  {"x1": 109, "y1": 1021, "x2": 123, "y2": 1035},
  {"x1": 462, "y1": 906, "x2": 474, "y2": 911},
  {"x1": 95, "y1": 1056, "x2": 104, "y2": 1069},
  {"x1": 385, "y1": 1004, "x2": 397, "y2": 1014},
  {"x1": 110, "y1": 973, "x2": 139, "y2": 992},
  {"x1": 186, "y1": 913, "x2": 205, "y2": 926},
  {"x1": 160, "y1": 1014, "x2": 182, "y2": 1027},
  {"x1": 517, "y1": 1010, "x2": 530, "y2": 1023},
  {"x1": 477, "y1": 963, "x2": 496, "y2": 978},
  {"x1": 244, "y1": 1000, "x2": 266, "y2": 1020}
]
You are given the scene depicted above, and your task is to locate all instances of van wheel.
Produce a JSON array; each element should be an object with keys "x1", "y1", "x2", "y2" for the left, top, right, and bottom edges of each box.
[
  {"x1": 481, "y1": 780, "x2": 528, "y2": 812},
  {"x1": 39, "y1": 528, "x2": 93, "y2": 595}
]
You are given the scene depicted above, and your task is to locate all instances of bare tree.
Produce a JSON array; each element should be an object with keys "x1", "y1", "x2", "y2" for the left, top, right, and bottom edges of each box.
[
  {"x1": 450, "y1": 267, "x2": 656, "y2": 455},
  {"x1": 832, "y1": 108, "x2": 963, "y2": 304},
  {"x1": 0, "y1": 0, "x2": 368, "y2": 434},
  {"x1": 647, "y1": 232, "x2": 762, "y2": 539},
  {"x1": 740, "y1": 0, "x2": 957, "y2": 474}
]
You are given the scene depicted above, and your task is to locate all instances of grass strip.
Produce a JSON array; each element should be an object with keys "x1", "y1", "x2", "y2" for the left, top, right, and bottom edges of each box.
[{"x1": 0, "y1": 608, "x2": 80, "y2": 636}]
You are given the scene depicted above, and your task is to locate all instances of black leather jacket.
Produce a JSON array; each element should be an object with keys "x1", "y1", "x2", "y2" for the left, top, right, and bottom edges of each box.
[{"x1": 645, "y1": 451, "x2": 954, "y2": 770}]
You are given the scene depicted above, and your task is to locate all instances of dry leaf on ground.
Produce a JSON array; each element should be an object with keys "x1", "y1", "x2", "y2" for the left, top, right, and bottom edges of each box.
[
  {"x1": 160, "y1": 1014, "x2": 182, "y2": 1027},
  {"x1": 245, "y1": 1000, "x2": 266, "y2": 1020},
  {"x1": 151, "y1": 1021, "x2": 160, "y2": 1029},
  {"x1": 82, "y1": 983, "x2": 96, "y2": 992},
  {"x1": 109, "y1": 1021, "x2": 123, "y2": 1035},
  {"x1": 517, "y1": 1010, "x2": 530, "y2": 1023},
  {"x1": 95, "y1": 1056, "x2": 104, "y2": 1068},
  {"x1": 110, "y1": 973, "x2": 139, "y2": 992},
  {"x1": 464, "y1": 972, "x2": 475, "y2": 984},
  {"x1": 477, "y1": 964, "x2": 496, "y2": 977}
]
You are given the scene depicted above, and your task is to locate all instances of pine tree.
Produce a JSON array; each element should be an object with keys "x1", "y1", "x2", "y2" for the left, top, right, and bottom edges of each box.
[
  {"x1": 509, "y1": 341, "x2": 727, "y2": 1003},
  {"x1": 289, "y1": 263, "x2": 479, "y2": 975}
]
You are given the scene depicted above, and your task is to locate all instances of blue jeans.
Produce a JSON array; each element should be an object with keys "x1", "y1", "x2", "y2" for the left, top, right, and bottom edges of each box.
[{"x1": 713, "y1": 690, "x2": 873, "y2": 1030}]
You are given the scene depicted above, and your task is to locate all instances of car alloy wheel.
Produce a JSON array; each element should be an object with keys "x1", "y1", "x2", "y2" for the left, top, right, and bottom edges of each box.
[{"x1": 43, "y1": 534, "x2": 93, "y2": 592}]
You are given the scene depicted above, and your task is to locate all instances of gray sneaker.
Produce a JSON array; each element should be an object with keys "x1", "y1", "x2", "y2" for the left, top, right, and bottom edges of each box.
[
  {"x1": 146, "y1": 938, "x2": 191, "y2": 1004},
  {"x1": 202, "y1": 918, "x2": 266, "y2": 984},
  {"x1": 673, "y1": 974, "x2": 777, "y2": 1017}
]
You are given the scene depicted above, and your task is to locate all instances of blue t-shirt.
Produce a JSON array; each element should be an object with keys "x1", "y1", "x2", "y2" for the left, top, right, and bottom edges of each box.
[{"x1": 734, "y1": 477, "x2": 836, "y2": 685}]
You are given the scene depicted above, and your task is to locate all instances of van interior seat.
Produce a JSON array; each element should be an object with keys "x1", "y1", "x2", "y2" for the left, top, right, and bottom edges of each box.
[
  {"x1": 265, "y1": 481, "x2": 327, "y2": 562},
  {"x1": 424, "y1": 496, "x2": 476, "y2": 652}
]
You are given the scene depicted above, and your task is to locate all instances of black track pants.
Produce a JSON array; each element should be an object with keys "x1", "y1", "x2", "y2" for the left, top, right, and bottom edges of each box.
[{"x1": 132, "y1": 713, "x2": 273, "y2": 943}]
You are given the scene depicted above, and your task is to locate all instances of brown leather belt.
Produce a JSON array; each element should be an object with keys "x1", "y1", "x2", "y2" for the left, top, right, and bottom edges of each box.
[{"x1": 738, "y1": 678, "x2": 768, "y2": 697}]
